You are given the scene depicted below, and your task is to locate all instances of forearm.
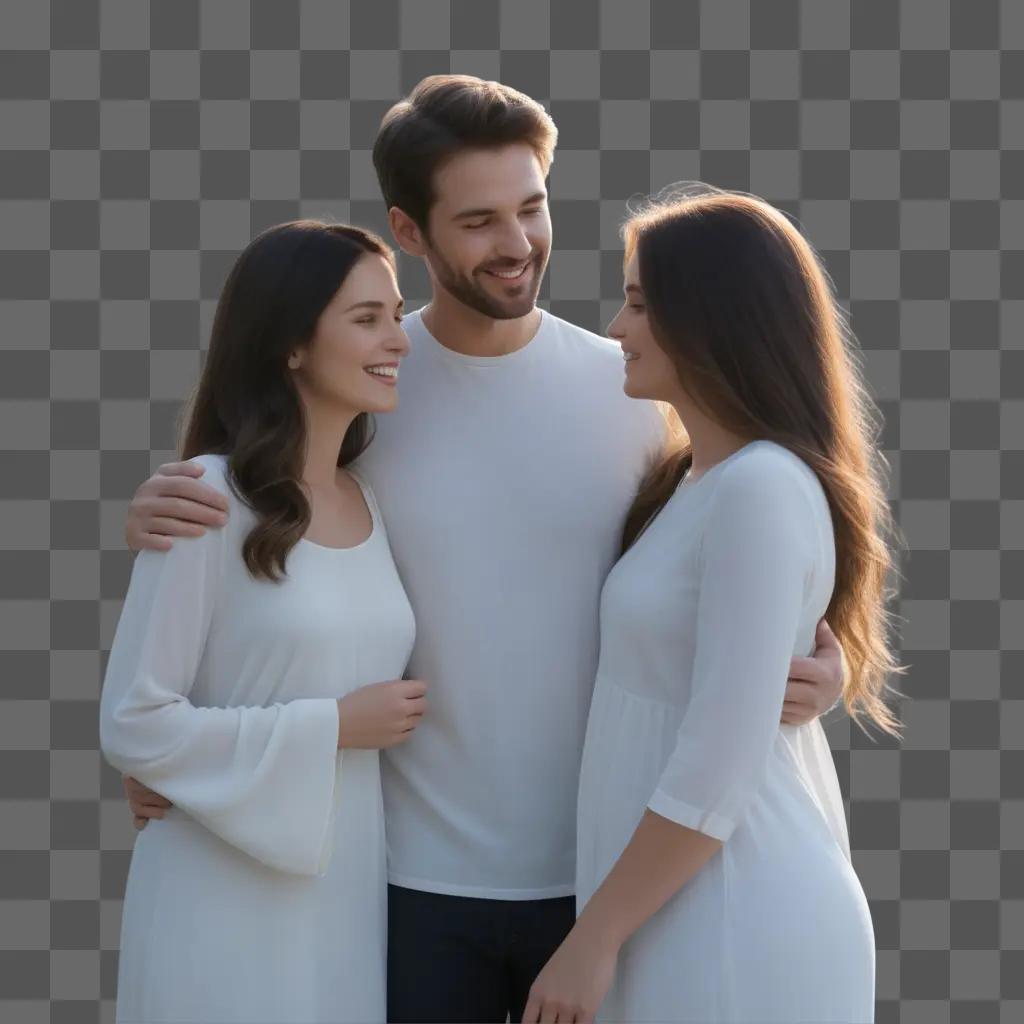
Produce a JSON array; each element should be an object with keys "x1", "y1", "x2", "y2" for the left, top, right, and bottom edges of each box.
[{"x1": 573, "y1": 809, "x2": 722, "y2": 950}]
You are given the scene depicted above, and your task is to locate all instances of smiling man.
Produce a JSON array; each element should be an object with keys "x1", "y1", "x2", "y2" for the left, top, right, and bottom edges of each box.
[{"x1": 121, "y1": 75, "x2": 844, "y2": 1023}]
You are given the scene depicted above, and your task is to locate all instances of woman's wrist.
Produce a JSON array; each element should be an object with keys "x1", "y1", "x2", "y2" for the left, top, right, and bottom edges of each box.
[{"x1": 572, "y1": 905, "x2": 626, "y2": 955}]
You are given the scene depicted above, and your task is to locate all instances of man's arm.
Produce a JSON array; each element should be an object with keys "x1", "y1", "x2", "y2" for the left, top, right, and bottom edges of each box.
[
  {"x1": 124, "y1": 774, "x2": 172, "y2": 830},
  {"x1": 126, "y1": 460, "x2": 230, "y2": 552},
  {"x1": 783, "y1": 618, "x2": 845, "y2": 725}
]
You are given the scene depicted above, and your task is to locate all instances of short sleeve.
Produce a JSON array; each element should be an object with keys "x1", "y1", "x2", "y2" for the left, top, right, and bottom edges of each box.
[
  {"x1": 646, "y1": 451, "x2": 820, "y2": 842},
  {"x1": 99, "y1": 458, "x2": 343, "y2": 876}
]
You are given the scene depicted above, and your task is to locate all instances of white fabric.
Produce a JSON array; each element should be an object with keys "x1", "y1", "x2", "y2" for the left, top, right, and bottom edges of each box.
[
  {"x1": 100, "y1": 453, "x2": 416, "y2": 1023},
  {"x1": 576, "y1": 440, "x2": 875, "y2": 1022},
  {"x1": 354, "y1": 307, "x2": 664, "y2": 899}
]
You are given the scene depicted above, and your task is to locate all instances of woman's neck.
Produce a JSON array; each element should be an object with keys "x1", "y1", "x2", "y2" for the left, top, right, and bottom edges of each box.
[
  {"x1": 673, "y1": 403, "x2": 754, "y2": 479},
  {"x1": 300, "y1": 403, "x2": 359, "y2": 489}
]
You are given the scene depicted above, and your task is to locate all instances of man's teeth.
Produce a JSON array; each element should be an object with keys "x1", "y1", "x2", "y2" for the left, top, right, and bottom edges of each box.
[
  {"x1": 366, "y1": 366, "x2": 398, "y2": 378},
  {"x1": 623, "y1": 353, "x2": 639, "y2": 361},
  {"x1": 488, "y1": 264, "x2": 529, "y2": 279}
]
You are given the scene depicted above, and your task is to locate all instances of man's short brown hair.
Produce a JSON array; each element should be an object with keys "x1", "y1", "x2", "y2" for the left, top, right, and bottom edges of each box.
[{"x1": 372, "y1": 75, "x2": 558, "y2": 232}]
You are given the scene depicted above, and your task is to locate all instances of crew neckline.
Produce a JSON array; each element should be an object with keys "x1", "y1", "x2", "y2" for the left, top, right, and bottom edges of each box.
[
  {"x1": 297, "y1": 469, "x2": 378, "y2": 554},
  {"x1": 412, "y1": 306, "x2": 549, "y2": 367}
]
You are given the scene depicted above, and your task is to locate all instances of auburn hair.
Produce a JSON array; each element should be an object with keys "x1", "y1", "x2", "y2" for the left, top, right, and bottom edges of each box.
[{"x1": 621, "y1": 185, "x2": 905, "y2": 738}]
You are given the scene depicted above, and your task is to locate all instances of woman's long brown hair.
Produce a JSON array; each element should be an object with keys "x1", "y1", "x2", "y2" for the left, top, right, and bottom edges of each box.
[
  {"x1": 178, "y1": 219, "x2": 396, "y2": 582},
  {"x1": 621, "y1": 186, "x2": 905, "y2": 738}
]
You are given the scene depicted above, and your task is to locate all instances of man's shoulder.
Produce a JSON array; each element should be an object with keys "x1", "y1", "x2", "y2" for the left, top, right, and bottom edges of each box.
[{"x1": 542, "y1": 310, "x2": 624, "y2": 365}]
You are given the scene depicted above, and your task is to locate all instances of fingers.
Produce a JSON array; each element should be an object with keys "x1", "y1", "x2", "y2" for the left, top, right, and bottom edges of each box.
[
  {"x1": 781, "y1": 680, "x2": 818, "y2": 707},
  {"x1": 781, "y1": 700, "x2": 813, "y2": 726},
  {"x1": 153, "y1": 475, "x2": 230, "y2": 513},
  {"x1": 816, "y1": 617, "x2": 838, "y2": 645},
  {"x1": 136, "y1": 532, "x2": 174, "y2": 552},
  {"x1": 133, "y1": 816, "x2": 148, "y2": 831},
  {"x1": 157, "y1": 460, "x2": 206, "y2": 478},
  {"x1": 521, "y1": 996, "x2": 540, "y2": 1023},
  {"x1": 123, "y1": 776, "x2": 172, "y2": 807},
  {"x1": 130, "y1": 804, "x2": 167, "y2": 819},
  {"x1": 143, "y1": 496, "x2": 228, "y2": 527},
  {"x1": 787, "y1": 655, "x2": 827, "y2": 686},
  {"x1": 135, "y1": 792, "x2": 172, "y2": 809},
  {"x1": 401, "y1": 679, "x2": 428, "y2": 698},
  {"x1": 145, "y1": 516, "x2": 209, "y2": 539}
]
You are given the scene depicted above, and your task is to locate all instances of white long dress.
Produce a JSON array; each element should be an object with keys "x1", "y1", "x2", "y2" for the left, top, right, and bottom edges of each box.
[
  {"x1": 99, "y1": 453, "x2": 416, "y2": 1024},
  {"x1": 575, "y1": 440, "x2": 876, "y2": 1023}
]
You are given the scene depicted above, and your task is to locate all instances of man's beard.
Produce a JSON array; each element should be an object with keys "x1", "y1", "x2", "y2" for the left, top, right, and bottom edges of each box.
[{"x1": 427, "y1": 246, "x2": 547, "y2": 320}]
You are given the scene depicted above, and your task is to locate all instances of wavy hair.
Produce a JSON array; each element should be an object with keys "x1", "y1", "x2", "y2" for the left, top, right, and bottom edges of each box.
[
  {"x1": 179, "y1": 219, "x2": 396, "y2": 582},
  {"x1": 621, "y1": 185, "x2": 905, "y2": 738}
]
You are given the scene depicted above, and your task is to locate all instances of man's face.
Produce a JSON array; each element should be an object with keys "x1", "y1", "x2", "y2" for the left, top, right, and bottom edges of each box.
[{"x1": 420, "y1": 143, "x2": 553, "y2": 320}]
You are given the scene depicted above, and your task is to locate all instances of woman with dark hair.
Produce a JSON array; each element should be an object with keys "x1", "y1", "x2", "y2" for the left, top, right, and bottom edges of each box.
[
  {"x1": 99, "y1": 220, "x2": 421, "y2": 1023},
  {"x1": 525, "y1": 187, "x2": 902, "y2": 1023}
]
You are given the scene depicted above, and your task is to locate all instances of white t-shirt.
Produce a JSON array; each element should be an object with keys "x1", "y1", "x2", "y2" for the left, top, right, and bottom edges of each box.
[{"x1": 354, "y1": 307, "x2": 664, "y2": 899}]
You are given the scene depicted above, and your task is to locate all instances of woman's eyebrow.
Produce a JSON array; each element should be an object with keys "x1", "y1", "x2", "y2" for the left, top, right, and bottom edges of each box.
[{"x1": 343, "y1": 299, "x2": 405, "y2": 313}]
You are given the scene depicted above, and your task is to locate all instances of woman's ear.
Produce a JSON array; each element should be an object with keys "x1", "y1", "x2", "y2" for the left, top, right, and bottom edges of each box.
[{"x1": 287, "y1": 350, "x2": 303, "y2": 370}]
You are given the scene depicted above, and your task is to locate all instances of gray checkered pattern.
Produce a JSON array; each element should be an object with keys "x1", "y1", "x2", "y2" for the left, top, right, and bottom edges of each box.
[{"x1": 0, "y1": 1, "x2": 1020, "y2": 1020}]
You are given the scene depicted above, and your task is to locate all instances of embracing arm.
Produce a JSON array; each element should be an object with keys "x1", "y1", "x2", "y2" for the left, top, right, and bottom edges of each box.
[{"x1": 125, "y1": 460, "x2": 230, "y2": 552}]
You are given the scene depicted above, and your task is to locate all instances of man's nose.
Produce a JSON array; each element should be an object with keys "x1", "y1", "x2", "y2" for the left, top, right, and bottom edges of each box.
[{"x1": 497, "y1": 221, "x2": 533, "y2": 261}]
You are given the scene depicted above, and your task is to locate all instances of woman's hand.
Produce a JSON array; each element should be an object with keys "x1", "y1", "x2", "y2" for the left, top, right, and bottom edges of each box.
[
  {"x1": 336, "y1": 679, "x2": 428, "y2": 750},
  {"x1": 521, "y1": 927, "x2": 619, "y2": 1024}
]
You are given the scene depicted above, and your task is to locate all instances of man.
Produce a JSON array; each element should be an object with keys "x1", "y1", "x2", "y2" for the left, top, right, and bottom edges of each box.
[{"x1": 121, "y1": 76, "x2": 844, "y2": 1023}]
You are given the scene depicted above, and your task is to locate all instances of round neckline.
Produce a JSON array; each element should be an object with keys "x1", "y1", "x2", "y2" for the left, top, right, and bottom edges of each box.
[
  {"x1": 414, "y1": 306, "x2": 549, "y2": 367},
  {"x1": 679, "y1": 439, "x2": 770, "y2": 489},
  {"x1": 297, "y1": 470, "x2": 378, "y2": 554}
]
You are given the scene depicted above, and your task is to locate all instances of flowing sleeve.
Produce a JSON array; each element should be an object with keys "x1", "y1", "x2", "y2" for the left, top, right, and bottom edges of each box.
[
  {"x1": 99, "y1": 459, "x2": 342, "y2": 877},
  {"x1": 646, "y1": 452, "x2": 820, "y2": 842}
]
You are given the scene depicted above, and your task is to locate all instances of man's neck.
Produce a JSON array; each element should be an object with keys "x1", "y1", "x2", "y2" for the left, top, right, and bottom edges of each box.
[{"x1": 420, "y1": 292, "x2": 543, "y2": 358}]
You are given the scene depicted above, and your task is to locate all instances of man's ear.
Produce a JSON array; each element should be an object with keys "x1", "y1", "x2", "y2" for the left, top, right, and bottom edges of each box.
[{"x1": 389, "y1": 206, "x2": 428, "y2": 258}]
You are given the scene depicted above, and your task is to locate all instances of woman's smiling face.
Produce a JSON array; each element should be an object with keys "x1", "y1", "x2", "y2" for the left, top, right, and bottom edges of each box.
[{"x1": 606, "y1": 252, "x2": 687, "y2": 405}]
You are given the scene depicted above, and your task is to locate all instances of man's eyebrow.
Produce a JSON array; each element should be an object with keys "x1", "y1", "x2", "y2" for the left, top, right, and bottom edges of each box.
[
  {"x1": 452, "y1": 192, "x2": 548, "y2": 220},
  {"x1": 342, "y1": 299, "x2": 405, "y2": 313}
]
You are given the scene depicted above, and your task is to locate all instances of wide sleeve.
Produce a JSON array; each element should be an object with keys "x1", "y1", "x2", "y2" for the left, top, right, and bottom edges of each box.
[
  {"x1": 99, "y1": 474, "x2": 342, "y2": 878},
  {"x1": 646, "y1": 454, "x2": 820, "y2": 843}
]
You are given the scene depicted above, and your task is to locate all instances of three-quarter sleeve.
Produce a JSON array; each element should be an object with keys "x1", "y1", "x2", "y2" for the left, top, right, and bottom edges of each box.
[
  {"x1": 646, "y1": 454, "x2": 820, "y2": 843},
  {"x1": 99, "y1": 469, "x2": 343, "y2": 877}
]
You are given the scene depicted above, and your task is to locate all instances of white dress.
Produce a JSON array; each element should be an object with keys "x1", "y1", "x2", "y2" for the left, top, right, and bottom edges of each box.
[
  {"x1": 575, "y1": 440, "x2": 876, "y2": 1023},
  {"x1": 99, "y1": 454, "x2": 416, "y2": 1024}
]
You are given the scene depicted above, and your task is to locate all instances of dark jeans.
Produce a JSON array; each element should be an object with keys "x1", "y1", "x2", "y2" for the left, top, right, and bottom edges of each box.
[{"x1": 386, "y1": 883, "x2": 576, "y2": 1023}]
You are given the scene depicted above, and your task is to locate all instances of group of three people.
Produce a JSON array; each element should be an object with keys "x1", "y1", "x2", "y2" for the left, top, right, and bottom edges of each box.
[{"x1": 98, "y1": 75, "x2": 901, "y2": 1023}]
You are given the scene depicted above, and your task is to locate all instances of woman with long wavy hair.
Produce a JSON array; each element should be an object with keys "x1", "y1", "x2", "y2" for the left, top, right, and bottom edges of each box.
[
  {"x1": 99, "y1": 220, "x2": 425, "y2": 1023},
  {"x1": 525, "y1": 186, "x2": 903, "y2": 1023}
]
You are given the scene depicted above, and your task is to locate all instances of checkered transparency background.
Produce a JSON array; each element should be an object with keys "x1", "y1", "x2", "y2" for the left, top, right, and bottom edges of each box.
[{"x1": 0, "y1": 0, "x2": 1021, "y2": 1020}]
